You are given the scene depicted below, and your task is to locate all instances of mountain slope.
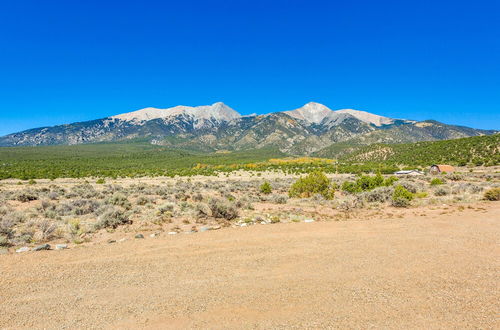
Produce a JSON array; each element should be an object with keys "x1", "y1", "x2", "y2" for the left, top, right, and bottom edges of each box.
[
  {"x1": 0, "y1": 102, "x2": 496, "y2": 154},
  {"x1": 315, "y1": 134, "x2": 500, "y2": 166},
  {"x1": 335, "y1": 109, "x2": 398, "y2": 126}
]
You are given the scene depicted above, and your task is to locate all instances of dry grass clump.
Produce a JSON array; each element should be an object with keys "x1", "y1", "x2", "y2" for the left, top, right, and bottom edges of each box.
[
  {"x1": 209, "y1": 198, "x2": 239, "y2": 220},
  {"x1": 446, "y1": 173, "x2": 463, "y2": 181},
  {"x1": 397, "y1": 180, "x2": 421, "y2": 194},
  {"x1": 94, "y1": 206, "x2": 131, "y2": 230},
  {"x1": 136, "y1": 196, "x2": 155, "y2": 206},
  {"x1": 57, "y1": 199, "x2": 101, "y2": 216},
  {"x1": 483, "y1": 188, "x2": 500, "y2": 201},
  {"x1": 271, "y1": 194, "x2": 288, "y2": 204},
  {"x1": 106, "y1": 193, "x2": 132, "y2": 210},
  {"x1": 68, "y1": 183, "x2": 99, "y2": 199},
  {"x1": 434, "y1": 187, "x2": 450, "y2": 196},
  {"x1": 363, "y1": 186, "x2": 394, "y2": 203},
  {"x1": 13, "y1": 190, "x2": 38, "y2": 202}
]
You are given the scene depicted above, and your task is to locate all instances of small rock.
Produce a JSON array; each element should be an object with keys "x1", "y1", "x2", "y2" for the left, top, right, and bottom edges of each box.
[
  {"x1": 149, "y1": 233, "x2": 158, "y2": 238},
  {"x1": 240, "y1": 223, "x2": 247, "y2": 227},
  {"x1": 135, "y1": 234, "x2": 144, "y2": 239},
  {"x1": 304, "y1": 219, "x2": 315, "y2": 223},
  {"x1": 107, "y1": 239, "x2": 116, "y2": 244},
  {"x1": 118, "y1": 238, "x2": 127, "y2": 242},
  {"x1": 16, "y1": 247, "x2": 30, "y2": 253},
  {"x1": 33, "y1": 244, "x2": 51, "y2": 251},
  {"x1": 200, "y1": 227, "x2": 210, "y2": 232},
  {"x1": 167, "y1": 231, "x2": 177, "y2": 235},
  {"x1": 55, "y1": 244, "x2": 68, "y2": 250},
  {"x1": 211, "y1": 225, "x2": 222, "y2": 230}
]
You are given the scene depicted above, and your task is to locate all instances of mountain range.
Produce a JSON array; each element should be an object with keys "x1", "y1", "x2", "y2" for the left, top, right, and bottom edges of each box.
[{"x1": 0, "y1": 102, "x2": 497, "y2": 155}]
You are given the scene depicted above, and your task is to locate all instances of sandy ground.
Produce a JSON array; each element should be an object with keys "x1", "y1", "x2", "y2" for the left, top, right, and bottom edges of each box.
[{"x1": 1, "y1": 203, "x2": 499, "y2": 329}]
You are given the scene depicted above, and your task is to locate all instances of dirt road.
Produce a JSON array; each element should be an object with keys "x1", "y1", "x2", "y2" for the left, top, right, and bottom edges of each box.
[{"x1": 1, "y1": 204, "x2": 499, "y2": 329}]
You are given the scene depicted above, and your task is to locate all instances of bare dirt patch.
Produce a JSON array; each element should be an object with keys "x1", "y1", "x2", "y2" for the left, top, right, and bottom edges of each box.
[{"x1": 1, "y1": 203, "x2": 498, "y2": 329}]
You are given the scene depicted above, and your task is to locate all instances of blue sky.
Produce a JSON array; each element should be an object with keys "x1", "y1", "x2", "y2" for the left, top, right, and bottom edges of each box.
[{"x1": 0, "y1": 0, "x2": 499, "y2": 136}]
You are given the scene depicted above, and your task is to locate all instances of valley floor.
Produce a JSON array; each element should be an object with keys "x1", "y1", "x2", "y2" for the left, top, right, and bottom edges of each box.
[{"x1": 1, "y1": 202, "x2": 499, "y2": 329}]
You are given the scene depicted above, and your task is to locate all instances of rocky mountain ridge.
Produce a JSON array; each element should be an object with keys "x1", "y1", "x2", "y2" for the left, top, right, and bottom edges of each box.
[{"x1": 1, "y1": 102, "x2": 496, "y2": 155}]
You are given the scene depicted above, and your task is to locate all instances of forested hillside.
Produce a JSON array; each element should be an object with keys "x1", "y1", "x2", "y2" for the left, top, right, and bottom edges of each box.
[{"x1": 336, "y1": 134, "x2": 499, "y2": 166}]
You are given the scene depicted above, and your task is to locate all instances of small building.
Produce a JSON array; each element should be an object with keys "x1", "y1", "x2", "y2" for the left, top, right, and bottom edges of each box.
[
  {"x1": 429, "y1": 164, "x2": 455, "y2": 174},
  {"x1": 394, "y1": 170, "x2": 424, "y2": 176}
]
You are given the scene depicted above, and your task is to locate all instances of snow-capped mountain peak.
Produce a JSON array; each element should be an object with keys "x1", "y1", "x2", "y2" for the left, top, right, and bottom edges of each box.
[
  {"x1": 111, "y1": 102, "x2": 241, "y2": 123},
  {"x1": 282, "y1": 102, "x2": 335, "y2": 124},
  {"x1": 334, "y1": 109, "x2": 395, "y2": 126}
]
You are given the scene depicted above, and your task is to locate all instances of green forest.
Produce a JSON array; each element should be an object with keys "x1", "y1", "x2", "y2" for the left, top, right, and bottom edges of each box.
[
  {"x1": 0, "y1": 135, "x2": 498, "y2": 179},
  {"x1": 336, "y1": 134, "x2": 499, "y2": 166}
]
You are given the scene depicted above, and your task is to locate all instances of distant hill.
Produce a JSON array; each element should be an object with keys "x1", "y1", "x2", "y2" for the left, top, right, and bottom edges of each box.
[
  {"x1": 0, "y1": 102, "x2": 496, "y2": 154},
  {"x1": 315, "y1": 134, "x2": 500, "y2": 166}
]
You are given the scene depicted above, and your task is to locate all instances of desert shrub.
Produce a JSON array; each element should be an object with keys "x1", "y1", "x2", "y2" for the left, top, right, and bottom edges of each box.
[
  {"x1": 209, "y1": 198, "x2": 239, "y2": 220},
  {"x1": 414, "y1": 192, "x2": 428, "y2": 198},
  {"x1": 0, "y1": 218, "x2": 15, "y2": 239},
  {"x1": 157, "y1": 203, "x2": 175, "y2": 214},
  {"x1": 483, "y1": 188, "x2": 500, "y2": 201},
  {"x1": 69, "y1": 183, "x2": 99, "y2": 198},
  {"x1": 136, "y1": 196, "x2": 154, "y2": 206},
  {"x1": 430, "y1": 178, "x2": 444, "y2": 186},
  {"x1": 28, "y1": 179, "x2": 37, "y2": 185},
  {"x1": 235, "y1": 197, "x2": 253, "y2": 210},
  {"x1": 193, "y1": 193, "x2": 204, "y2": 202},
  {"x1": 48, "y1": 191, "x2": 59, "y2": 200},
  {"x1": 0, "y1": 206, "x2": 11, "y2": 216},
  {"x1": 337, "y1": 196, "x2": 365, "y2": 211},
  {"x1": 14, "y1": 190, "x2": 38, "y2": 202},
  {"x1": 342, "y1": 174, "x2": 397, "y2": 194},
  {"x1": 391, "y1": 197, "x2": 410, "y2": 208},
  {"x1": 73, "y1": 199, "x2": 100, "y2": 215},
  {"x1": 68, "y1": 219, "x2": 85, "y2": 237},
  {"x1": 224, "y1": 193, "x2": 235, "y2": 201},
  {"x1": 102, "y1": 184, "x2": 124, "y2": 194},
  {"x1": 0, "y1": 235, "x2": 9, "y2": 247},
  {"x1": 446, "y1": 173, "x2": 463, "y2": 181},
  {"x1": 467, "y1": 184, "x2": 483, "y2": 194},
  {"x1": 289, "y1": 171, "x2": 334, "y2": 199},
  {"x1": 434, "y1": 187, "x2": 449, "y2": 196},
  {"x1": 107, "y1": 193, "x2": 132, "y2": 210},
  {"x1": 96, "y1": 178, "x2": 106, "y2": 184},
  {"x1": 341, "y1": 181, "x2": 361, "y2": 194},
  {"x1": 175, "y1": 191, "x2": 188, "y2": 201},
  {"x1": 36, "y1": 219, "x2": 57, "y2": 241},
  {"x1": 383, "y1": 176, "x2": 399, "y2": 186},
  {"x1": 195, "y1": 203, "x2": 211, "y2": 218},
  {"x1": 154, "y1": 186, "x2": 172, "y2": 198},
  {"x1": 269, "y1": 216, "x2": 280, "y2": 224},
  {"x1": 398, "y1": 180, "x2": 420, "y2": 194},
  {"x1": 58, "y1": 199, "x2": 100, "y2": 216},
  {"x1": 38, "y1": 200, "x2": 55, "y2": 212},
  {"x1": 94, "y1": 207, "x2": 131, "y2": 229},
  {"x1": 260, "y1": 181, "x2": 272, "y2": 194},
  {"x1": 391, "y1": 185, "x2": 413, "y2": 207},
  {"x1": 357, "y1": 174, "x2": 384, "y2": 191},
  {"x1": 272, "y1": 194, "x2": 288, "y2": 204},
  {"x1": 364, "y1": 186, "x2": 394, "y2": 203}
]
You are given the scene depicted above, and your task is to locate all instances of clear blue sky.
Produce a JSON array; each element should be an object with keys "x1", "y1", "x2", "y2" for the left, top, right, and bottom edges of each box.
[{"x1": 1, "y1": 0, "x2": 499, "y2": 136}]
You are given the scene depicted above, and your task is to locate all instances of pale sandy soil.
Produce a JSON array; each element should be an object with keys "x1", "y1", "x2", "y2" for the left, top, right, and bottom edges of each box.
[{"x1": 1, "y1": 202, "x2": 499, "y2": 329}]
